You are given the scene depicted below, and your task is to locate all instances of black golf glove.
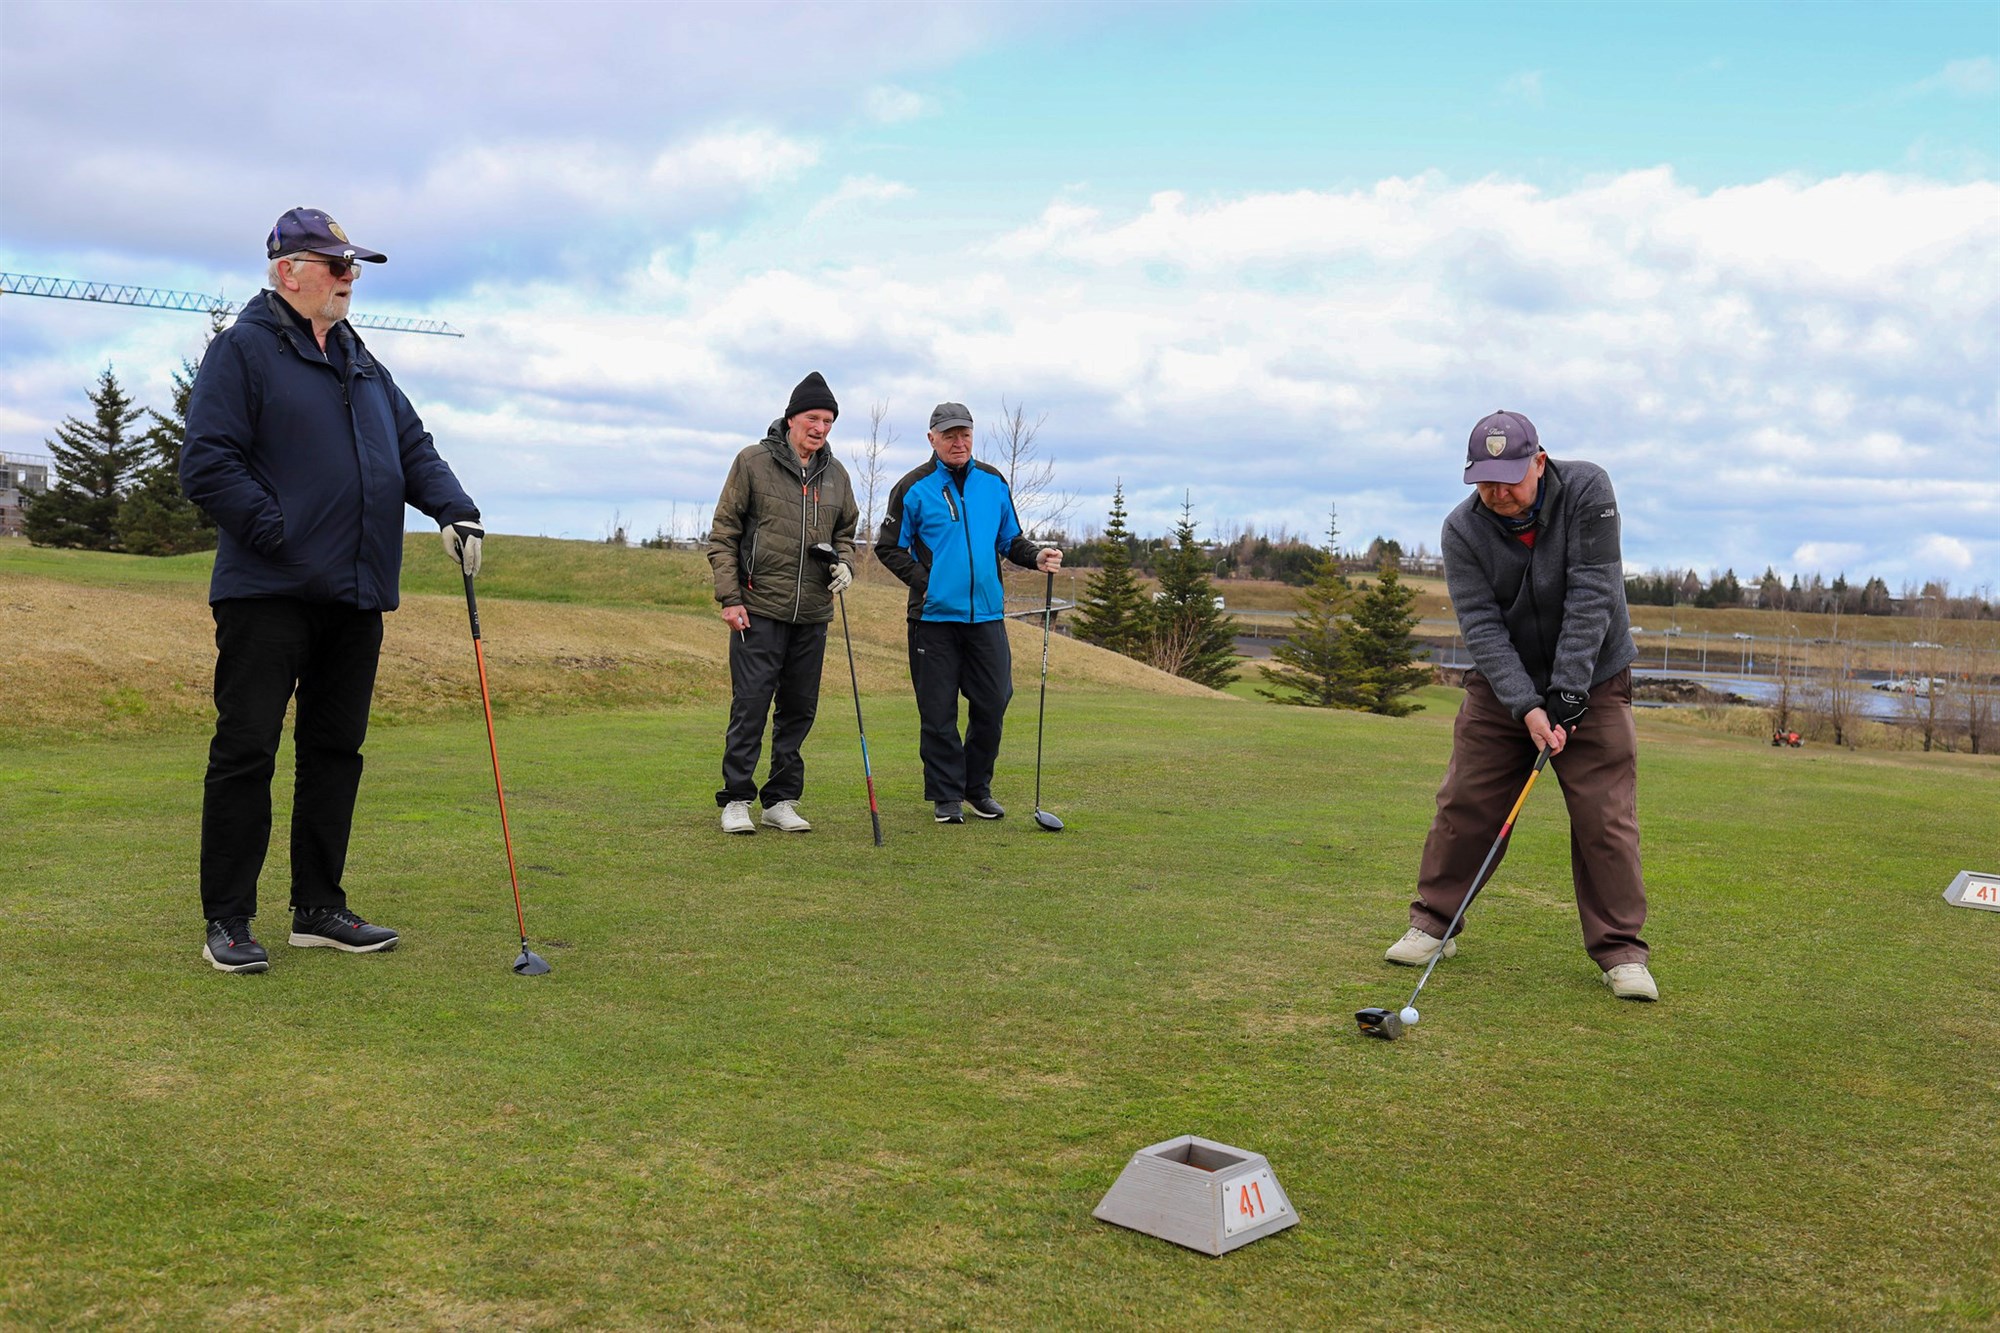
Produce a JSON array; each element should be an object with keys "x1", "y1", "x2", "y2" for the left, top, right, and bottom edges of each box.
[
  {"x1": 442, "y1": 520, "x2": 484, "y2": 577},
  {"x1": 1546, "y1": 689, "x2": 1589, "y2": 730}
]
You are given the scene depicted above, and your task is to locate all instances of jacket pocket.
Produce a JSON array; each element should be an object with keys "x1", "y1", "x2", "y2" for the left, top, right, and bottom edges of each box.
[{"x1": 1580, "y1": 504, "x2": 1621, "y2": 565}]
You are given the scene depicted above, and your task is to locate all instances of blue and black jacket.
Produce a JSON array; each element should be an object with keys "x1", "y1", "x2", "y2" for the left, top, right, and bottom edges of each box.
[
  {"x1": 875, "y1": 455, "x2": 1041, "y2": 622},
  {"x1": 182, "y1": 290, "x2": 478, "y2": 610}
]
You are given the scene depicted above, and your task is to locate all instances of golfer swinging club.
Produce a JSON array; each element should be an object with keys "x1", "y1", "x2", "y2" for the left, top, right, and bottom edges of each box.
[{"x1": 1384, "y1": 410, "x2": 1658, "y2": 1001}]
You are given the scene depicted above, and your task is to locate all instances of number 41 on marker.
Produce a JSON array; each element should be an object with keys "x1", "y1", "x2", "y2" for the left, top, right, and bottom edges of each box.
[{"x1": 1225, "y1": 1168, "x2": 1284, "y2": 1236}]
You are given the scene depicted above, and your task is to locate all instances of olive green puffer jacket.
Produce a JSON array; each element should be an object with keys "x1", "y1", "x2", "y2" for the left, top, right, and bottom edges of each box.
[{"x1": 707, "y1": 421, "x2": 859, "y2": 625}]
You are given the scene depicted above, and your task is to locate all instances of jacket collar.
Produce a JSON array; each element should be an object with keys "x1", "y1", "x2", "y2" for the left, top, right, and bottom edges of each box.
[
  {"x1": 248, "y1": 289, "x2": 373, "y2": 373},
  {"x1": 761, "y1": 419, "x2": 830, "y2": 479}
]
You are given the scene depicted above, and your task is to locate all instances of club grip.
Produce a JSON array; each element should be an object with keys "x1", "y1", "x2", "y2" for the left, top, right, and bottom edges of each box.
[{"x1": 462, "y1": 572, "x2": 482, "y2": 640}]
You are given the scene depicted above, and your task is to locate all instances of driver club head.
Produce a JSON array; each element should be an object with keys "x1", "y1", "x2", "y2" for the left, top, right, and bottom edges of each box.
[
  {"x1": 1033, "y1": 809, "x2": 1064, "y2": 832},
  {"x1": 513, "y1": 946, "x2": 552, "y2": 976},
  {"x1": 1355, "y1": 1007, "x2": 1404, "y2": 1041},
  {"x1": 807, "y1": 542, "x2": 837, "y2": 566}
]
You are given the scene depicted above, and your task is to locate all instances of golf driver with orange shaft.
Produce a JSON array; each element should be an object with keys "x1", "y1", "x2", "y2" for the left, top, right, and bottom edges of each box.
[
  {"x1": 1356, "y1": 745, "x2": 1550, "y2": 1039},
  {"x1": 458, "y1": 559, "x2": 550, "y2": 976}
]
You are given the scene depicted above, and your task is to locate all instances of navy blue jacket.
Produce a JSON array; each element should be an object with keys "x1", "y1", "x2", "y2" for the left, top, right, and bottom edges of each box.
[
  {"x1": 181, "y1": 290, "x2": 478, "y2": 610},
  {"x1": 875, "y1": 456, "x2": 1039, "y2": 622}
]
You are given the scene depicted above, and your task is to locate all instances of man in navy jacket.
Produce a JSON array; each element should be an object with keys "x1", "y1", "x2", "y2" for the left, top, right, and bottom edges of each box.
[
  {"x1": 876, "y1": 403, "x2": 1062, "y2": 823},
  {"x1": 180, "y1": 208, "x2": 483, "y2": 973}
]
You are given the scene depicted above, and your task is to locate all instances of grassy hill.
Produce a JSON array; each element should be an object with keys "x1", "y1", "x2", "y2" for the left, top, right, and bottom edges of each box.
[{"x1": 0, "y1": 534, "x2": 1215, "y2": 741}]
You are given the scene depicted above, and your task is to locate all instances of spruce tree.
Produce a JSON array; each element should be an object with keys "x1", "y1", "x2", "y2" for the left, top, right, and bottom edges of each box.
[
  {"x1": 116, "y1": 358, "x2": 218, "y2": 556},
  {"x1": 1069, "y1": 481, "x2": 1147, "y2": 656},
  {"x1": 1142, "y1": 494, "x2": 1238, "y2": 689},
  {"x1": 1259, "y1": 504, "x2": 1362, "y2": 707},
  {"x1": 1346, "y1": 558, "x2": 1430, "y2": 716},
  {"x1": 22, "y1": 366, "x2": 147, "y2": 550}
]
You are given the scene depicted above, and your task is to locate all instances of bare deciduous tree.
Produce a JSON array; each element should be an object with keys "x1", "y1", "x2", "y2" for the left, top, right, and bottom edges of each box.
[
  {"x1": 981, "y1": 396, "x2": 1075, "y2": 537},
  {"x1": 858, "y1": 401, "x2": 896, "y2": 572}
]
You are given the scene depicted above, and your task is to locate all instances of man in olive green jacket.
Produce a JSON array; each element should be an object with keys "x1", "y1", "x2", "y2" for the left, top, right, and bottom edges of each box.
[{"x1": 706, "y1": 372, "x2": 860, "y2": 834}]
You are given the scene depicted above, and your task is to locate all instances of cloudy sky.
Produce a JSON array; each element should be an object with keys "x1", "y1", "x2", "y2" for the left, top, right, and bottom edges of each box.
[{"x1": 2, "y1": 0, "x2": 1995, "y2": 589}]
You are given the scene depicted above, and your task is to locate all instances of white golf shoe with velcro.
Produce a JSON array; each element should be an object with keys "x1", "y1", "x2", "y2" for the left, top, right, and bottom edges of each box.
[
  {"x1": 1602, "y1": 962, "x2": 1659, "y2": 1001},
  {"x1": 1384, "y1": 927, "x2": 1456, "y2": 966},
  {"x1": 720, "y1": 801, "x2": 756, "y2": 835},
  {"x1": 760, "y1": 800, "x2": 812, "y2": 833}
]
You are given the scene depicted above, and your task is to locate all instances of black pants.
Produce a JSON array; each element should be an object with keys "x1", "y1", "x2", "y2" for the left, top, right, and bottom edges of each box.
[
  {"x1": 717, "y1": 616, "x2": 829, "y2": 807},
  {"x1": 200, "y1": 597, "x2": 384, "y2": 921},
  {"x1": 908, "y1": 619, "x2": 1013, "y2": 803}
]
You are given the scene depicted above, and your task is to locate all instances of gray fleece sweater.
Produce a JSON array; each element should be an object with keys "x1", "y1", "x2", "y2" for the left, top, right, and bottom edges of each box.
[{"x1": 1441, "y1": 458, "x2": 1637, "y2": 720}]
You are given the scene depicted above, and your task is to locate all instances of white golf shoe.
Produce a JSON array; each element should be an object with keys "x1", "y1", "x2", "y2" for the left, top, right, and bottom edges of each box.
[
  {"x1": 760, "y1": 800, "x2": 812, "y2": 833},
  {"x1": 1602, "y1": 962, "x2": 1659, "y2": 1001},
  {"x1": 720, "y1": 801, "x2": 756, "y2": 835},
  {"x1": 1385, "y1": 927, "x2": 1457, "y2": 966}
]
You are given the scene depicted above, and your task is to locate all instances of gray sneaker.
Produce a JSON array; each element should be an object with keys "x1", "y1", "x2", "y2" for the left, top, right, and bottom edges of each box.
[
  {"x1": 1385, "y1": 927, "x2": 1457, "y2": 966},
  {"x1": 934, "y1": 801, "x2": 964, "y2": 824},
  {"x1": 720, "y1": 801, "x2": 756, "y2": 835},
  {"x1": 760, "y1": 800, "x2": 812, "y2": 833}
]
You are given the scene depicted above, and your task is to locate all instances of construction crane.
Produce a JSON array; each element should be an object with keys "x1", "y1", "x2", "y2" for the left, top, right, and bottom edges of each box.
[{"x1": 0, "y1": 271, "x2": 464, "y2": 337}]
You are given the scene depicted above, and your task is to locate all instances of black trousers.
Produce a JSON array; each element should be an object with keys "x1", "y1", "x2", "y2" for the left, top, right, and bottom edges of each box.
[
  {"x1": 908, "y1": 619, "x2": 1013, "y2": 803},
  {"x1": 200, "y1": 597, "x2": 384, "y2": 921},
  {"x1": 718, "y1": 615, "x2": 829, "y2": 807}
]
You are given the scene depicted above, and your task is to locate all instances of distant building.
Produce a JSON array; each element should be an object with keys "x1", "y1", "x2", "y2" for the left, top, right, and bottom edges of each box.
[{"x1": 0, "y1": 453, "x2": 51, "y2": 537}]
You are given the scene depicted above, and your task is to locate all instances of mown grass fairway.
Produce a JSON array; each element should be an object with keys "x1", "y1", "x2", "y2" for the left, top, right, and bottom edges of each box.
[{"x1": 3, "y1": 544, "x2": 1997, "y2": 1328}]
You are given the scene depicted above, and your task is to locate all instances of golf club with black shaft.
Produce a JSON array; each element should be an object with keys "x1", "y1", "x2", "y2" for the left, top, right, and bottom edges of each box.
[
  {"x1": 1031, "y1": 565, "x2": 1063, "y2": 832},
  {"x1": 808, "y1": 543, "x2": 883, "y2": 846},
  {"x1": 1356, "y1": 745, "x2": 1551, "y2": 1039},
  {"x1": 460, "y1": 569, "x2": 551, "y2": 975}
]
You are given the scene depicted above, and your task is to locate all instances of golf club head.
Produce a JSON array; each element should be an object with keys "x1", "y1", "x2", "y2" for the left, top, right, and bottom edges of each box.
[
  {"x1": 1033, "y1": 809, "x2": 1064, "y2": 832},
  {"x1": 1355, "y1": 1007, "x2": 1404, "y2": 1041},
  {"x1": 513, "y1": 946, "x2": 552, "y2": 976},
  {"x1": 807, "y1": 542, "x2": 837, "y2": 566}
]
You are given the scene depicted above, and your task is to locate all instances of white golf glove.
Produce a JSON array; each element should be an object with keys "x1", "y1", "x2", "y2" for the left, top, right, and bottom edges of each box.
[
  {"x1": 828, "y1": 561, "x2": 853, "y2": 594},
  {"x1": 442, "y1": 520, "x2": 484, "y2": 577}
]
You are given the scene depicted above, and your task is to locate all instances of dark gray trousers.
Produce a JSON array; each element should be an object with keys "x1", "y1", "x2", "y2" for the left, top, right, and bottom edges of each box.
[
  {"x1": 717, "y1": 615, "x2": 828, "y2": 807},
  {"x1": 909, "y1": 619, "x2": 1013, "y2": 803}
]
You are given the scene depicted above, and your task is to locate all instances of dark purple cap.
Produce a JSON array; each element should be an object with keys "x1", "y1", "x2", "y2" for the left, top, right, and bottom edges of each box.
[
  {"x1": 1463, "y1": 410, "x2": 1540, "y2": 484},
  {"x1": 266, "y1": 208, "x2": 386, "y2": 263}
]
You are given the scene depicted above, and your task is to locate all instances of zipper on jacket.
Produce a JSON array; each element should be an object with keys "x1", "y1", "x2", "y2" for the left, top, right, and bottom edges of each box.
[
  {"x1": 792, "y1": 454, "x2": 812, "y2": 623},
  {"x1": 955, "y1": 474, "x2": 976, "y2": 622}
]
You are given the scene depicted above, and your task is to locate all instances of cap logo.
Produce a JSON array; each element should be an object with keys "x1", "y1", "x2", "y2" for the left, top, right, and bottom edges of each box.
[
  {"x1": 1485, "y1": 434, "x2": 1508, "y2": 457},
  {"x1": 328, "y1": 221, "x2": 349, "y2": 242}
]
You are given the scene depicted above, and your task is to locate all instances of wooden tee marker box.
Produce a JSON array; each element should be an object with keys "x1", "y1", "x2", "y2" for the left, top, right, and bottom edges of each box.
[
  {"x1": 1093, "y1": 1135, "x2": 1298, "y2": 1255},
  {"x1": 1944, "y1": 870, "x2": 2000, "y2": 913}
]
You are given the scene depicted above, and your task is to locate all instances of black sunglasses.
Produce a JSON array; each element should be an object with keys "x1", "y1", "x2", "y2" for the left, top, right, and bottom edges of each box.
[{"x1": 292, "y1": 256, "x2": 361, "y2": 279}]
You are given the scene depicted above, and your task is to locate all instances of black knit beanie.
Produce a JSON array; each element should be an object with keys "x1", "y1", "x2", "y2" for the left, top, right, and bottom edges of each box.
[{"x1": 785, "y1": 371, "x2": 839, "y2": 422}]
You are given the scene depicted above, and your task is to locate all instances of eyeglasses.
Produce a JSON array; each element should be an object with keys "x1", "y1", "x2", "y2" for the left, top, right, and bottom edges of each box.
[{"x1": 290, "y1": 256, "x2": 361, "y2": 279}]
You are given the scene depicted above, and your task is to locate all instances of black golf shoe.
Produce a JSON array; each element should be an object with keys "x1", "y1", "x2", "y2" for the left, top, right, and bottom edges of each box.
[
  {"x1": 967, "y1": 796, "x2": 1005, "y2": 820},
  {"x1": 934, "y1": 801, "x2": 965, "y2": 824},
  {"x1": 203, "y1": 917, "x2": 270, "y2": 973},
  {"x1": 289, "y1": 907, "x2": 399, "y2": 953}
]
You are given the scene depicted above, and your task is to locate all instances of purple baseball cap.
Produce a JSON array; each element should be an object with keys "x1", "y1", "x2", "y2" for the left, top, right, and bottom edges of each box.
[
  {"x1": 1463, "y1": 410, "x2": 1541, "y2": 484},
  {"x1": 266, "y1": 208, "x2": 386, "y2": 263}
]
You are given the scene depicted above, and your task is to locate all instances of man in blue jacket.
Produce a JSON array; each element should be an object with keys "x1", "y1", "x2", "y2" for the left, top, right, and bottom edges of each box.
[
  {"x1": 875, "y1": 403, "x2": 1062, "y2": 823},
  {"x1": 180, "y1": 208, "x2": 484, "y2": 974}
]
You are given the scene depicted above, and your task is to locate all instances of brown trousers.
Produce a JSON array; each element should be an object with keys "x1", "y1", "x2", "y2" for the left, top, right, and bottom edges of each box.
[{"x1": 1410, "y1": 668, "x2": 1649, "y2": 968}]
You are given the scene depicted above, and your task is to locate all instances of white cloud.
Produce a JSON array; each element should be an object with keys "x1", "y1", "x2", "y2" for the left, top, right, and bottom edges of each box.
[
  {"x1": 1503, "y1": 70, "x2": 1545, "y2": 106},
  {"x1": 1912, "y1": 535, "x2": 1975, "y2": 572},
  {"x1": 863, "y1": 85, "x2": 937, "y2": 124},
  {"x1": 805, "y1": 176, "x2": 917, "y2": 222},
  {"x1": 6, "y1": 168, "x2": 1994, "y2": 588},
  {"x1": 1908, "y1": 56, "x2": 1998, "y2": 99}
]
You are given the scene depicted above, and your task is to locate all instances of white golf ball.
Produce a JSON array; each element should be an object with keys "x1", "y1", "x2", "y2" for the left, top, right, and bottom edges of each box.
[{"x1": 1400, "y1": 1006, "x2": 1420, "y2": 1026}]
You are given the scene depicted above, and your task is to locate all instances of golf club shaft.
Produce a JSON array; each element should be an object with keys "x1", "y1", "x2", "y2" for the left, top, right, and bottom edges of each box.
[
  {"x1": 835, "y1": 591, "x2": 883, "y2": 846},
  {"x1": 1035, "y1": 568, "x2": 1053, "y2": 810},
  {"x1": 465, "y1": 573, "x2": 529, "y2": 943},
  {"x1": 1405, "y1": 745, "x2": 1550, "y2": 1008}
]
